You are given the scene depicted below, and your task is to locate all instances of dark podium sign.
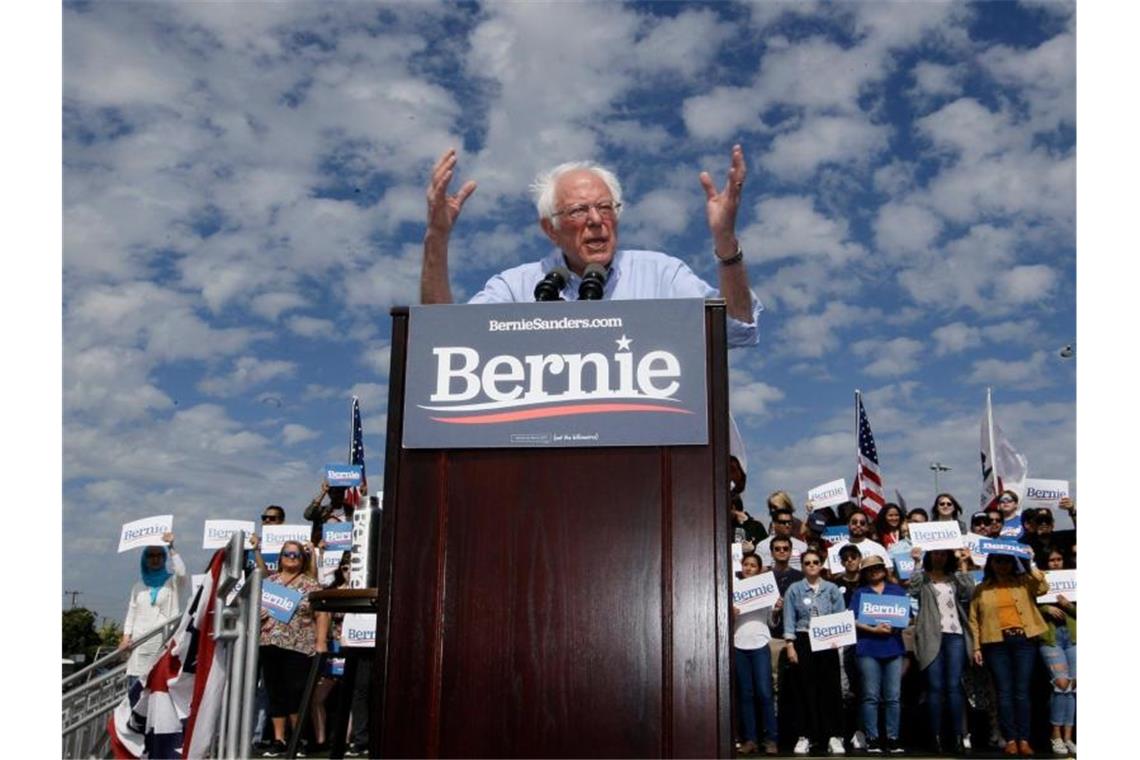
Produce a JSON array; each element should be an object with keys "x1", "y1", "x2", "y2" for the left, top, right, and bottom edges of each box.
[{"x1": 403, "y1": 298, "x2": 708, "y2": 448}]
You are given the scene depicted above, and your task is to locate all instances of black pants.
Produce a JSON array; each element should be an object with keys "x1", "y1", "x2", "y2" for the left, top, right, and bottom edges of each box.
[
  {"x1": 261, "y1": 645, "x2": 313, "y2": 718},
  {"x1": 792, "y1": 633, "x2": 843, "y2": 745}
]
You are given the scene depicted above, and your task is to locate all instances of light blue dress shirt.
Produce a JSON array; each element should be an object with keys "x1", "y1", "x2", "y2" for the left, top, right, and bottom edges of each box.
[{"x1": 467, "y1": 248, "x2": 763, "y2": 348}]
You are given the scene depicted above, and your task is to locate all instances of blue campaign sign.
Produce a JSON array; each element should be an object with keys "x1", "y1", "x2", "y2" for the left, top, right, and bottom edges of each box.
[
  {"x1": 324, "y1": 464, "x2": 363, "y2": 487},
  {"x1": 978, "y1": 538, "x2": 1032, "y2": 559},
  {"x1": 261, "y1": 581, "x2": 303, "y2": 623},
  {"x1": 856, "y1": 592, "x2": 911, "y2": 627},
  {"x1": 323, "y1": 522, "x2": 353, "y2": 550},
  {"x1": 970, "y1": 570, "x2": 984, "y2": 584},
  {"x1": 822, "y1": 526, "x2": 850, "y2": 545},
  {"x1": 892, "y1": 550, "x2": 918, "y2": 581},
  {"x1": 262, "y1": 553, "x2": 279, "y2": 572},
  {"x1": 403, "y1": 299, "x2": 709, "y2": 449}
]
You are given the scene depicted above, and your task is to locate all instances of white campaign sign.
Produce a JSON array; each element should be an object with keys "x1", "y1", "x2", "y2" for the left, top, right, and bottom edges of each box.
[
  {"x1": 317, "y1": 549, "x2": 345, "y2": 586},
  {"x1": 118, "y1": 515, "x2": 174, "y2": 553},
  {"x1": 1037, "y1": 570, "x2": 1077, "y2": 604},
  {"x1": 202, "y1": 519, "x2": 255, "y2": 550},
  {"x1": 732, "y1": 542, "x2": 744, "y2": 575},
  {"x1": 808, "y1": 478, "x2": 849, "y2": 509},
  {"x1": 908, "y1": 521, "x2": 965, "y2": 551},
  {"x1": 341, "y1": 613, "x2": 377, "y2": 648},
  {"x1": 732, "y1": 571, "x2": 780, "y2": 612},
  {"x1": 1022, "y1": 478, "x2": 1074, "y2": 531},
  {"x1": 261, "y1": 524, "x2": 311, "y2": 554},
  {"x1": 808, "y1": 610, "x2": 857, "y2": 652}
]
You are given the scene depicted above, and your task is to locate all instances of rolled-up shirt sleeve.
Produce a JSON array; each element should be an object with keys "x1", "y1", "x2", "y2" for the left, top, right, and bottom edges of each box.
[{"x1": 664, "y1": 258, "x2": 763, "y2": 348}]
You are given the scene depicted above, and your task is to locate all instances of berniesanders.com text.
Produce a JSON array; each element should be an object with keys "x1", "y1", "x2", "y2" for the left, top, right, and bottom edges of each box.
[{"x1": 488, "y1": 316, "x2": 623, "y2": 332}]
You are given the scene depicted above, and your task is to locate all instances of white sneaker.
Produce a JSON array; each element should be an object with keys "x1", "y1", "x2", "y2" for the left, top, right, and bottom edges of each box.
[
  {"x1": 1051, "y1": 737, "x2": 1068, "y2": 755},
  {"x1": 851, "y1": 730, "x2": 867, "y2": 751},
  {"x1": 828, "y1": 736, "x2": 846, "y2": 755},
  {"x1": 1065, "y1": 739, "x2": 1077, "y2": 754},
  {"x1": 961, "y1": 733, "x2": 972, "y2": 751},
  {"x1": 793, "y1": 737, "x2": 811, "y2": 755}
]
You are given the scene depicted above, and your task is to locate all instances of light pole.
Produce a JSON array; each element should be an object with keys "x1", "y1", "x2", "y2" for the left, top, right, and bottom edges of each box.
[{"x1": 930, "y1": 462, "x2": 952, "y2": 493}]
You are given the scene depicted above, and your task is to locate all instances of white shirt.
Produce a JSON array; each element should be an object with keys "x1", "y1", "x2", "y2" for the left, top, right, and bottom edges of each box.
[{"x1": 757, "y1": 535, "x2": 808, "y2": 570}]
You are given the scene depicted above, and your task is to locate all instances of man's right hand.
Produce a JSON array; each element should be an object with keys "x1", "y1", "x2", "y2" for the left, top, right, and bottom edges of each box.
[{"x1": 426, "y1": 148, "x2": 477, "y2": 238}]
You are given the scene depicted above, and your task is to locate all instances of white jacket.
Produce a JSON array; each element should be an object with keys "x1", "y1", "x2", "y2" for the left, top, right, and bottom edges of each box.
[{"x1": 122, "y1": 551, "x2": 190, "y2": 677}]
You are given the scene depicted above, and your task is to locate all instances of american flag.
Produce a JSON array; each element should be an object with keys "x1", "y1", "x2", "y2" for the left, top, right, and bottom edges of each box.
[
  {"x1": 855, "y1": 393, "x2": 885, "y2": 517},
  {"x1": 345, "y1": 396, "x2": 367, "y2": 509},
  {"x1": 110, "y1": 550, "x2": 228, "y2": 759}
]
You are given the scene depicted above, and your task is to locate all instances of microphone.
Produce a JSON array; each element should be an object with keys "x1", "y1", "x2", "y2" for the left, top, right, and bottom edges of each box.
[
  {"x1": 578, "y1": 263, "x2": 608, "y2": 301},
  {"x1": 533, "y1": 266, "x2": 571, "y2": 302}
]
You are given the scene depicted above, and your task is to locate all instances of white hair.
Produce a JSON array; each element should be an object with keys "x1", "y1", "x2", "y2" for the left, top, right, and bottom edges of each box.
[{"x1": 529, "y1": 161, "x2": 624, "y2": 229}]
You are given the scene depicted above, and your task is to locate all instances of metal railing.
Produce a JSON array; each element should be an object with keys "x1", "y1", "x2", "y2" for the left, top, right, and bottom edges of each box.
[{"x1": 61, "y1": 533, "x2": 261, "y2": 759}]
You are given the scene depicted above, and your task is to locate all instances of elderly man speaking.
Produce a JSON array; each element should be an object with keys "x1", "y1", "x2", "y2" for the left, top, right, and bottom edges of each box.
[{"x1": 419, "y1": 145, "x2": 763, "y2": 348}]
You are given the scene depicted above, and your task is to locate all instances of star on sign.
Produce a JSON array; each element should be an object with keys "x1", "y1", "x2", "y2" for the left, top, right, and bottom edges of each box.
[{"x1": 615, "y1": 334, "x2": 632, "y2": 351}]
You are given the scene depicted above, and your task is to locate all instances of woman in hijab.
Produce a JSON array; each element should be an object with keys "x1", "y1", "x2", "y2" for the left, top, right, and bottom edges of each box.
[{"x1": 119, "y1": 532, "x2": 190, "y2": 687}]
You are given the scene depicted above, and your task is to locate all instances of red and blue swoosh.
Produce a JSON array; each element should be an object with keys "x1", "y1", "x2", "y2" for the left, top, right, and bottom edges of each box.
[{"x1": 429, "y1": 400, "x2": 694, "y2": 425}]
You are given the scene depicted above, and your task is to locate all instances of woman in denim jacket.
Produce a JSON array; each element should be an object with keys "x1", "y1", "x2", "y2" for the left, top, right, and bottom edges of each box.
[{"x1": 782, "y1": 548, "x2": 848, "y2": 756}]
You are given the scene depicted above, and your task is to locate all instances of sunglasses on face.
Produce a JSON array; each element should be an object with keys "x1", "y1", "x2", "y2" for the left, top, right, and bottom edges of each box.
[
  {"x1": 774, "y1": 519, "x2": 793, "y2": 525},
  {"x1": 281, "y1": 551, "x2": 303, "y2": 559},
  {"x1": 849, "y1": 520, "x2": 867, "y2": 526},
  {"x1": 802, "y1": 559, "x2": 822, "y2": 566},
  {"x1": 999, "y1": 497, "x2": 1016, "y2": 504}
]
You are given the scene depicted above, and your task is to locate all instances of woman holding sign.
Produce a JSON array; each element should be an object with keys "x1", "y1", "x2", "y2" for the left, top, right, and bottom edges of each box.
[
  {"x1": 1037, "y1": 548, "x2": 1077, "y2": 756},
  {"x1": 733, "y1": 553, "x2": 781, "y2": 755},
  {"x1": 119, "y1": 532, "x2": 190, "y2": 688},
  {"x1": 782, "y1": 548, "x2": 847, "y2": 756},
  {"x1": 968, "y1": 549, "x2": 1049, "y2": 757},
  {"x1": 908, "y1": 547, "x2": 975, "y2": 755},
  {"x1": 847, "y1": 555, "x2": 908, "y2": 754},
  {"x1": 258, "y1": 539, "x2": 330, "y2": 757}
]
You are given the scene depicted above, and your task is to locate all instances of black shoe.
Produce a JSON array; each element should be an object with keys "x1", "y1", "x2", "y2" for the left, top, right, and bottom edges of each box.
[
  {"x1": 345, "y1": 744, "x2": 369, "y2": 757},
  {"x1": 867, "y1": 737, "x2": 883, "y2": 754},
  {"x1": 261, "y1": 740, "x2": 288, "y2": 757},
  {"x1": 886, "y1": 737, "x2": 904, "y2": 754}
]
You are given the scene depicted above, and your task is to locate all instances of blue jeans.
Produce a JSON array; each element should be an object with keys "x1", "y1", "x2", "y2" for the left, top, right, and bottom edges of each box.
[
  {"x1": 857, "y1": 655, "x2": 902, "y2": 741},
  {"x1": 735, "y1": 645, "x2": 777, "y2": 743},
  {"x1": 1039, "y1": 628, "x2": 1076, "y2": 727},
  {"x1": 923, "y1": 633, "x2": 966, "y2": 740},
  {"x1": 983, "y1": 636, "x2": 1037, "y2": 741}
]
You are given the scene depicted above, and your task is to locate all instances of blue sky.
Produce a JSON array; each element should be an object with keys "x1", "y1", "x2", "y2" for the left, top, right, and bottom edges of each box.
[{"x1": 60, "y1": 1, "x2": 1076, "y2": 616}]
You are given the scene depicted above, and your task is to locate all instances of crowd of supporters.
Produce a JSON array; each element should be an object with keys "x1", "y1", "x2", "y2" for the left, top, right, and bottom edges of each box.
[
  {"x1": 119, "y1": 484, "x2": 373, "y2": 758},
  {"x1": 730, "y1": 461, "x2": 1077, "y2": 757}
]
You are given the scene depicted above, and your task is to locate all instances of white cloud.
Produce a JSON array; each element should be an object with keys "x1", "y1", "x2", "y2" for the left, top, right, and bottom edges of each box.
[
  {"x1": 852, "y1": 337, "x2": 924, "y2": 377},
  {"x1": 729, "y1": 370, "x2": 785, "y2": 420},
  {"x1": 282, "y1": 423, "x2": 320, "y2": 445},
  {"x1": 286, "y1": 316, "x2": 337, "y2": 339},
  {"x1": 873, "y1": 201, "x2": 943, "y2": 257},
  {"x1": 780, "y1": 302, "x2": 875, "y2": 359},
  {"x1": 967, "y1": 350, "x2": 1053, "y2": 390},
  {"x1": 761, "y1": 115, "x2": 891, "y2": 180},
  {"x1": 910, "y1": 61, "x2": 965, "y2": 99},
  {"x1": 995, "y1": 265, "x2": 1058, "y2": 305},
  {"x1": 741, "y1": 195, "x2": 866, "y2": 264},
  {"x1": 198, "y1": 356, "x2": 297, "y2": 397},
  {"x1": 931, "y1": 322, "x2": 981, "y2": 356}
]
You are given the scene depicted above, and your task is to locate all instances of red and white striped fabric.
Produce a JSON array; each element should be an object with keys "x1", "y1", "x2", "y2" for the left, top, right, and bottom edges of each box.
[{"x1": 855, "y1": 393, "x2": 885, "y2": 518}]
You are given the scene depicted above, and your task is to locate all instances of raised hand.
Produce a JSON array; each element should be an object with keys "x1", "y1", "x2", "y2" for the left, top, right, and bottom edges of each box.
[
  {"x1": 426, "y1": 148, "x2": 477, "y2": 238},
  {"x1": 699, "y1": 143, "x2": 746, "y2": 257}
]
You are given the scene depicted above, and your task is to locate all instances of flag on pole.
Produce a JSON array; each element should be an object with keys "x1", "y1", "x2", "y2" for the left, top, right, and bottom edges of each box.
[
  {"x1": 855, "y1": 391, "x2": 886, "y2": 517},
  {"x1": 109, "y1": 550, "x2": 228, "y2": 759},
  {"x1": 980, "y1": 388, "x2": 1029, "y2": 509},
  {"x1": 345, "y1": 396, "x2": 367, "y2": 509}
]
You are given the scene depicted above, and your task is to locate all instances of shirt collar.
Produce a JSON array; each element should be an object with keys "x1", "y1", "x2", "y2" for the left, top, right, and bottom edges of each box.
[{"x1": 541, "y1": 249, "x2": 623, "y2": 300}]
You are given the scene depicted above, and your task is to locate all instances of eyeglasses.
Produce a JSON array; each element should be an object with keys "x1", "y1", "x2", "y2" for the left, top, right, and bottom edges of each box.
[
  {"x1": 774, "y1": 519, "x2": 793, "y2": 525},
  {"x1": 802, "y1": 559, "x2": 822, "y2": 566},
  {"x1": 551, "y1": 200, "x2": 621, "y2": 223},
  {"x1": 261, "y1": 514, "x2": 283, "y2": 523},
  {"x1": 281, "y1": 551, "x2": 303, "y2": 559},
  {"x1": 936, "y1": 500, "x2": 954, "y2": 507},
  {"x1": 841, "y1": 555, "x2": 860, "y2": 563},
  {"x1": 998, "y1": 497, "x2": 1016, "y2": 504},
  {"x1": 849, "y1": 520, "x2": 867, "y2": 526}
]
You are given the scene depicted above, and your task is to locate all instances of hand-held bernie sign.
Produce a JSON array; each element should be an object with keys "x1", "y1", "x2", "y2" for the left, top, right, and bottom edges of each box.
[
  {"x1": 855, "y1": 592, "x2": 911, "y2": 627},
  {"x1": 1037, "y1": 570, "x2": 1077, "y2": 604},
  {"x1": 202, "y1": 519, "x2": 255, "y2": 550},
  {"x1": 908, "y1": 521, "x2": 965, "y2": 551},
  {"x1": 118, "y1": 515, "x2": 174, "y2": 553},
  {"x1": 732, "y1": 571, "x2": 780, "y2": 612},
  {"x1": 808, "y1": 478, "x2": 848, "y2": 509},
  {"x1": 261, "y1": 581, "x2": 303, "y2": 624},
  {"x1": 808, "y1": 610, "x2": 857, "y2": 652}
]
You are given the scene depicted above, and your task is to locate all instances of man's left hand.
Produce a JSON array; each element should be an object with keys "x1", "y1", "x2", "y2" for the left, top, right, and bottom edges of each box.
[{"x1": 699, "y1": 143, "x2": 746, "y2": 258}]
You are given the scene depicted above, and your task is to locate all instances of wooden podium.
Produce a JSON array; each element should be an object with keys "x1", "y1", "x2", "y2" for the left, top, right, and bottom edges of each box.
[{"x1": 371, "y1": 302, "x2": 733, "y2": 758}]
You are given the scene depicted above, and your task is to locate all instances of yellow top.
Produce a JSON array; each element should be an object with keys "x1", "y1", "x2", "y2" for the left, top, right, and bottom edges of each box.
[{"x1": 968, "y1": 568, "x2": 1049, "y2": 651}]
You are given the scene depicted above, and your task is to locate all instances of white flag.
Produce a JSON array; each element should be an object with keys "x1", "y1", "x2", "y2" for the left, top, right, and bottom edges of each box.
[{"x1": 980, "y1": 389, "x2": 1029, "y2": 508}]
